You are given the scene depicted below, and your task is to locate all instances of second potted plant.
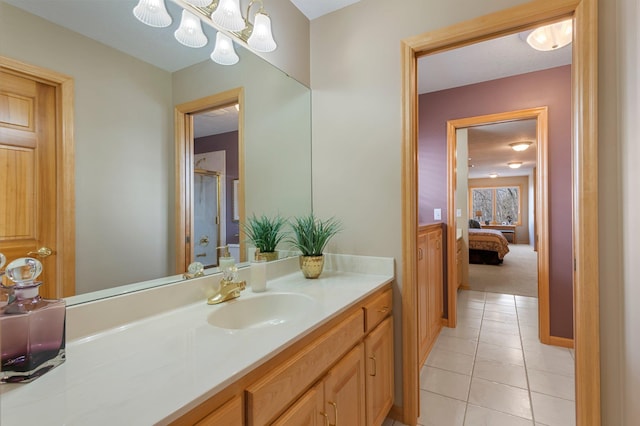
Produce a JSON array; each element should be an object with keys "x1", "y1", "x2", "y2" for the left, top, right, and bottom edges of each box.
[
  {"x1": 243, "y1": 214, "x2": 288, "y2": 261},
  {"x1": 288, "y1": 213, "x2": 342, "y2": 279}
]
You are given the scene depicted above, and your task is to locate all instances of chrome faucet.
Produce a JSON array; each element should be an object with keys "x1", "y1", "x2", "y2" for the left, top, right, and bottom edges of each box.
[{"x1": 207, "y1": 279, "x2": 246, "y2": 305}]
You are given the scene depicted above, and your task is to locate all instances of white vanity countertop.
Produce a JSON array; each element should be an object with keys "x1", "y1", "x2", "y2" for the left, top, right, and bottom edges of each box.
[{"x1": 0, "y1": 267, "x2": 393, "y2": 425}]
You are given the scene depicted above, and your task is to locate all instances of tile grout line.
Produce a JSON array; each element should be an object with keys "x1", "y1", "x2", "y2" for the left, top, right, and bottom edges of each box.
[
  {"x1": 461, "y1": 291, "x2": 486, "y2": 425},
  {"x1": 516, "y1": 297, "x2": 537, "y2": 425}
]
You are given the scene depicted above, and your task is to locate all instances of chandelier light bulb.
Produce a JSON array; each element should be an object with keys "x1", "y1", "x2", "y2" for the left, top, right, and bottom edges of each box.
[
  {"x1": 210, "y1": 32, "x2": 239, "y2": 65},
  {"x1": 211, "y1": 0, "x2": 245, "y2": 32},
  {"x1": 248, "y1": 12, "x2": 277, "y2": 52},
  {"x1": 133, "y1": 0, "x2": 172, "y2": 28},
  {"x1": 174, "y1": 10, "x2": 208, "y2": 48}
]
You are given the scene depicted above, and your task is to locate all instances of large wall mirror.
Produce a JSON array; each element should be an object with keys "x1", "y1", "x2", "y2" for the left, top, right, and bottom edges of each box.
[{"x1": 0, "y1": 0, "x2": 312, "y2": 304}]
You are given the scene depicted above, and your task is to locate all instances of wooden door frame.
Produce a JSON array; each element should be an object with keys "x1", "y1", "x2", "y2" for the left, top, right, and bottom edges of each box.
[
  {"x1": 175, "y1": 87, "x2": 245, "y2": 272},
  {"x1": 0, "y1": 55, "x2": 75, "y2": 298},
  {"x1": 445, "y1": 108, "x2": 558, "y2": 347},
  {"x1": 401, "y1": 0, "x2": 598, "y2": 424}
]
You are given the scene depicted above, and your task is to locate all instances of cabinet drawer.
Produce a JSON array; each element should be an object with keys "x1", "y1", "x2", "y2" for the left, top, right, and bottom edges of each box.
[
  {"x1": 363, "y1": 288, "x2": 392, "y2": 333},
  {"x1": 194, "y1": 395, "x2": 242, "y2": 426},
  {"x1": 246, "y1": 308, "x2": 364, "y2": 425}
]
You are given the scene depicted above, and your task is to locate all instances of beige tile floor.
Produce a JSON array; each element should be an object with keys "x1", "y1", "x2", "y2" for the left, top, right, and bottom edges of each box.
[{"x1": 386, "y1": 290, "x2": 575, "y2": 426}]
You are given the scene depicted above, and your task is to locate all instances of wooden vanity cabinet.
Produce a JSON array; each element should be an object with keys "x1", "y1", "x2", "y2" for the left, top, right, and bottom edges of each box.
[
  {"x1": 194, "y1": 395, "x2": 243, "y2": 426},
  {"x1": 456, "y1": 237, "x2": 463, "y2": 289},
  {"x1": 323, "y1": 343, "x2": 367, "y2": 425},
  {"x1": 418, "y1": 224, "x2": 444, "y2": 366},
  {"x1": 365, "y1": 317, "x2": 394, "y2": 425},
  {"x1": 271, "y1": 383, "x2": 325, "y2": 426},
  {"x1": 246, "y1": 308, "x2": 365, "y2": 425},
  {"x1": 170, "y1": 284, "x2": 393, "y2": 426},
  {"x1": 275, "y1": 344, "x2": 367, "y2": 426}
]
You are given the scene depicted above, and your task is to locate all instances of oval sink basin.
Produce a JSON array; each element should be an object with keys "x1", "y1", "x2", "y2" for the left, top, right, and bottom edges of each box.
[{"x1": 207, "y1": 293, "x2": 319, "y2": 330}]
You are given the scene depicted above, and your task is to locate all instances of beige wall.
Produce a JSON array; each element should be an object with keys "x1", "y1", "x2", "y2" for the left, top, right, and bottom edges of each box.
[
  {"x1": 0, "y1": 3, "x2": 175, "y2": 294},
  {"x1": 606, "y1": 0, "x2": 639, "y2": 423},
  {"x1": 260, "y1": 0, "x2": 310, "y2": 86},
  {"x1": 310, "y1": 0, "x2": 638, "y2": 421}
]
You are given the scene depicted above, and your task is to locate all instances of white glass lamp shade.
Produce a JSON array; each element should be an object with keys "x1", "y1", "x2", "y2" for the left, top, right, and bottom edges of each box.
[
  {"x1": 526, "y1": 19, "x2": 573, "y2": 51},
  {"x1": 210, "y1": 32, "x2": 239, "y2": 65},
  {"x1": 185, "y1": 0, "x2": 212, "y2": 6},
  {"x1": 174, "y1": 10, "x2": 208, "y2": 48},
  {"x1": 510, "y1": 141, "x2": 532, "y2": 151},
  {"x1": 247, "y1": 12, "x2": 277, "y2": 52},
  {"x1": 133, "y1": 0, "x2": 172, "y2": 28},
  {"x1": 508, "y1": 162, "x2": 523, "y2": 169},
  {"x1": 211, "y1": 0, "x2": 245, "y2": 32}
]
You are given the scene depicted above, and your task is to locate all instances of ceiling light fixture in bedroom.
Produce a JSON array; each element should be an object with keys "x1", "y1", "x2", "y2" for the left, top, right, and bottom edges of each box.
[
  {"x1": 526, "y1": 19, "x2": 573, "y2": 51},
  {"x1": 510, "y1": 141, "x2": 532, "y2": 151},
  {"x1": 489, "y1": 173, "x2": 498, "y2": 178},
  {"x1": 508, "y1": 162, "x2": 523, "y2": 169}
]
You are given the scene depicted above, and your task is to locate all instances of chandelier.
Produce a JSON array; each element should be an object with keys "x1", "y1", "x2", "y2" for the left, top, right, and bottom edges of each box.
[{"x1": 133, "y1": 0, "x2": 277, "y2": 66}]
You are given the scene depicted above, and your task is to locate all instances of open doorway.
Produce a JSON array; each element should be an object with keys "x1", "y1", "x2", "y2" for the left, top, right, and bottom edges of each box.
[
  {"x1": 191, "y1": 105, "x2": 240, "y2": 268},
  {"x1": 400, "y1": 1, "x2": 598, "y2": 424},
  {"x1": 464, "y1": 119, "x2": 539, "y2": 295},
  {"x1": 175, "y1": 88, "x2": 246, "y2": 274}
]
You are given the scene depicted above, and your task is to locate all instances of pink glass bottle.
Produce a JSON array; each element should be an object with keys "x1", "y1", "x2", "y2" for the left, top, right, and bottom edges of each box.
[{"x1": 1, "y1": 256, "x2": 66, "y2": 383}]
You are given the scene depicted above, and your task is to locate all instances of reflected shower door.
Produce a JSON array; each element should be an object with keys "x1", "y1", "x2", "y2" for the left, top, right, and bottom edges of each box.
[{"x1": 194, "y1": 171, "x2": 220, "y2": 268}]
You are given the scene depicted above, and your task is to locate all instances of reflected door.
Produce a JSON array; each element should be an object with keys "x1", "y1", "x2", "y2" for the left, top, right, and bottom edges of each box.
[
  {"x1": 193, "y1": 171, "x2": 220, "y2": 268},
  {"x1": 0, "y1": 69, "x2": 58, "y2": 297}
]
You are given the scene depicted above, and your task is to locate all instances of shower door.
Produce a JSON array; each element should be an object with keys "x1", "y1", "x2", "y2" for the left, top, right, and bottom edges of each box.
[{"x1": 193, "y1": 170, "x2": 221, "y2": 268}]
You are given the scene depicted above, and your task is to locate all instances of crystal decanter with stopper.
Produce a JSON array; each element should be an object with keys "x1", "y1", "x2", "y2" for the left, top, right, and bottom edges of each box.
[{"x1": 0, "y1": 256, "x2": 66, "y2": 383}]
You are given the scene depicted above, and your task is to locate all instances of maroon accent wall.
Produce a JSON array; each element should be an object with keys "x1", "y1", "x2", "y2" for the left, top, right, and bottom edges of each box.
[
  {"x1": 418, "y1": 65, "x2": 573, "y2": 339},
  {"x1": 195, "y1": 131, "x2": 240, "y2": 244}
]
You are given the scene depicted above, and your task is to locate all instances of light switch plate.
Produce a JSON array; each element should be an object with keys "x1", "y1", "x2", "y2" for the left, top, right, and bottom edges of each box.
[
  {"x1": 434, "y1": 208, "x2": 441, "y2": 220},
  {"x1": 456, "y1": 209, "x2": 462, "y2": 217}
]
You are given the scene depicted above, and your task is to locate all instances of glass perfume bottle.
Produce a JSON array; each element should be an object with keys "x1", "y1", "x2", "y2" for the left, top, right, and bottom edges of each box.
[{"x1": 1, "y1": 257, "x2": 66, "y2": 383}]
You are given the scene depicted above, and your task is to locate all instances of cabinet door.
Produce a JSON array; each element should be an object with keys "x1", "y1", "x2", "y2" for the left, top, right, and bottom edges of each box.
[
  {"x1": 417, "y1": 232, "x2": 430, "y2": 365},
  {"x1": 456, "y1": 238, "x2": 463, "y2": 288},
  {"x1": 195, "y1": 395, "x2": 242, "y2": 426},
  {"x1": 427, "y1": 228, "x2": 443, "y2": 338},
  {"x1": 272, "y1": 383, "x2": 325, "y2": 426},
  {"x1": 365, "y1": 317, "x2": 394, "y2": 426},
  {"x1": 324, "y1": 344, "x2": 366, "y2": 426}
]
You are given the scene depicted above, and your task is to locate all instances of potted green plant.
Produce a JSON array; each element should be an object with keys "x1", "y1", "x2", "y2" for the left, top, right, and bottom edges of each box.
[
  {"x1": 288, "y1": 213, "x2": 342, "y2": 279},
  {"x1": 242, "y1": 214, "x2": 288, "y2": 261}
]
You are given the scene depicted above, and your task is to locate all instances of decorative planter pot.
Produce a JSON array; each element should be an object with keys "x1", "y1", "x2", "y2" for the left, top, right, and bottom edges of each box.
[
  {"x1": 299, "y1": 255, "x2": 324, "y2": 279},
  {"x1": 259, "y1": 251, "x2": 279, "y2": 262}
]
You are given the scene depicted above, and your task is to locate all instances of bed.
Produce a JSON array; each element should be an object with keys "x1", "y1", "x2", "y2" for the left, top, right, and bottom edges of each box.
[{"x1": 468, "y1": 228, "x2": 510, "y2": 265}]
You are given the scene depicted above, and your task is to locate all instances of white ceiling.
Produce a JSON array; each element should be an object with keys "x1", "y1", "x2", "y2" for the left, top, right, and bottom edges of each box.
[
  {"x1": 193, "y1": 105, "x2": 239, "y2": 138},
  {"x1": 289, "y1": 0, "x2": 361, "y2": 20},
  {"x1": 467, "y1": 120, "x2": 537, "y2": 179},
  {"x1": 418, "y1": 31, "x2": 571, "y2": 94}
]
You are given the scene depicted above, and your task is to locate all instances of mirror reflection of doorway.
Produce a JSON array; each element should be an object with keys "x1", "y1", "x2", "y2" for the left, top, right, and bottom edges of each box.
[
  {"x1": 175, "y1": 89, "x2": 244, "y2": 274},
  {"x1": 190, "y1": 102, "x2": 240, "y2": 267}
]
